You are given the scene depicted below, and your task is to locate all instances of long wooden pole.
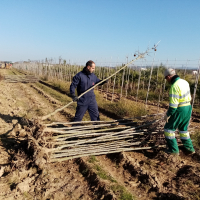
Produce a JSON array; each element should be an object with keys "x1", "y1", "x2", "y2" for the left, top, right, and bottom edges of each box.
[{"x1": 191, "y1": 62, "x2": 200, "y2": 110}]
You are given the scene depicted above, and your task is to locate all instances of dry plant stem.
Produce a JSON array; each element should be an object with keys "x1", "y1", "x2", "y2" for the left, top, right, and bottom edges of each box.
[
  {"x1": 52, "y1": 131, "x2": 159, "y2": 149},
  {"x1": 51, "y1": 145, "x2": 154, "y2": 159},
  {"x1": 49, "y1": 121, "x2": 137, "y2": 131},
  {"x1": 54, "y1": 135, "x2": 140, "y2": 148},
  {"x1": 46, "y1": 123, "x2": 118, "y2": 131},
  {"x1": 157, "y1": 83, "x2": 162, "y2": 113},
  {"x1": 53, "y1": 132, "x2": 149, "y2": 145},
  {"x1": 53, "y1": 141, "x2": 141, "y2": 155},
  {"x1": 126, "y1": 67, "x2": 130, "y2": 97},
  {"x1": 136, "y1": 69, "x2": 141, "y2": 102},
  {"x1": 50, "y1": 120, "x2": 160, "y2": 148},
  {"x1": 53, "y1": 139, "x2": 134, "y2": 147},
  {"x1": 120, "y1": 68, "x2": 125, "y2": 98},
  {"x1": 41, "y1": 53, "x2": 145, "y2": 120},
  {"x1": 161, "y1": 59, "x2": 168, "y2": 101},
  {"x1": 145, "y1": 52, "x2": 156, "y2": 107},
  {"x1": 44, "y1": 124, "x2": 118, "y2": 133},
  {"x1": 46, "y1": 120, "x2": 111, "y2": 126},
  {"x1": 54, "y1": 135, "x2": 146, "y2": 146},
  {"x1": 53, "y1": 132, "x2": 160, "y2": 145},
  {"x1": 53, "y1": 129, "x2": 149, "y2": 141},
  {"x1": 52, "y1": 138, "x2": 160, "y2": 153},
  {"x1": 191, "y1": 63, "x2": 200, "y2": 110},
  {"x1": 45, "y1": 113, "x2": 164, "y2": 126},
  {"x1": 111, "y1": 74, "x2": 116, "y2": 101},
  {"x1": 45, "y1": 126, "x2": 132, "y2": 136},
  {"x1": 50, "y1": 145, "x2": 168, "y2": 162},
  {"x1": 52, "y1": 142, "x2": 151, "y2": 158}
]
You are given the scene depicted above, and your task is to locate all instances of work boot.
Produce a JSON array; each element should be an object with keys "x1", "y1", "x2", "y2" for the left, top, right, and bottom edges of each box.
[
  {"x1": 181, "y1": 139, "x2": 195, "y2": 153},
  {"x1": 164, "y1": 149, "x2": 179, "y2": 156},
  {"x1": 165, "y1": 138, "x2": 179, "y2": 153},
  {"x1": 188, "y1": 151, "x2": 195, "y2": 155},
  {"x1": 183, "y1": 148, "x2": 195, "y2": 155}
]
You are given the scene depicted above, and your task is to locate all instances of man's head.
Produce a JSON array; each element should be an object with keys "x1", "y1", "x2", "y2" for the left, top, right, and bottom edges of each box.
[
  {"x1": 86, "y1": 60, "x2": 95, "y2": 74},
  {"x1": 164, "y1": 68, "x2": 176, "y2": 83}
]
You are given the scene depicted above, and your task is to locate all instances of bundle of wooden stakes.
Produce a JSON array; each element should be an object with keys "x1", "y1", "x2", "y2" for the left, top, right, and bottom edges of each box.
[{"x1": 38, "y1": 114, "x2": 183, "y2": 163}]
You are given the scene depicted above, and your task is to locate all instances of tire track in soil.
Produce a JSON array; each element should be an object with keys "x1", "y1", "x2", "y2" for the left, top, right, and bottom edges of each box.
[
  {"x1": 76, "y1": 157, "x2": 118, "y2": 200},
  {"x1": 101, "y1": 150, "x2": 200, "y2": 200},
  {"x1": 96, "y1": 153, "x2": 146, "y2": 199},
  {"x1": 30, "y1": 84, "x2": 75, "y2": 121}
]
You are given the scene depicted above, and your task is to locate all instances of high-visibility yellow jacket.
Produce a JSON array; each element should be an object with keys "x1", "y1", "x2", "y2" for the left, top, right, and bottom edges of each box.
[{"x1": 167, "y1": 76, "x2": 191, "y2": 116}]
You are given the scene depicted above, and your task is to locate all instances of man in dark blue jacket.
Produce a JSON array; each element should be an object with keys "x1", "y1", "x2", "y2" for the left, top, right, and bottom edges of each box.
[{"x1": 70, "y1": 60, "x2": 106, "y2": 122}]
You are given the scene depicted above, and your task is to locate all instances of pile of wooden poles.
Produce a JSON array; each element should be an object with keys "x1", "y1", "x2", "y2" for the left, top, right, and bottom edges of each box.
[
  {"x1": 3, "y1": 75, "x2": 39, "y2": 83},
  {"x1": 39, "y1": 114, "x2": 177, "y2": 163}
]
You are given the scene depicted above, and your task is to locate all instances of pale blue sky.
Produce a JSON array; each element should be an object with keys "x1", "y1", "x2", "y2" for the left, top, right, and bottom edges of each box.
[{"x1": 0, "y1": 0, "x2": 200, "y2": 67}]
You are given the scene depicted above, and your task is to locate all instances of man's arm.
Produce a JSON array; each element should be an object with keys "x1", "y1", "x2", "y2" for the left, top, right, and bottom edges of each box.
[{"x1": 70, "y1": 74, "x2": 80, "y2": 101}]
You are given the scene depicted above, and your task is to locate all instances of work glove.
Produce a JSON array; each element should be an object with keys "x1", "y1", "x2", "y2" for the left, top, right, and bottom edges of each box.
[
  {"x1": 71, "y1": 94, "x2": 78, "y2": 102},
  {"x1": 164, "y1": 114, "x2": 170, "y2": 123}
]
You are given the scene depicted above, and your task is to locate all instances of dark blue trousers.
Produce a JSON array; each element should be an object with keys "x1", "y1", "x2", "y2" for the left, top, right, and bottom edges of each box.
[{"x1": 74, "y1": 98, "x2": 100, "y2": 122}]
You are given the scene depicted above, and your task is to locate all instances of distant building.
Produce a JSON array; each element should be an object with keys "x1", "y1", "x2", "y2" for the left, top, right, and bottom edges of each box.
[
  {"x1": 192, "y1": 71, "x2": 198, "y2": 75},
  {"x1": 0, "y1": 61, "x2": 13, "y2": 69}
]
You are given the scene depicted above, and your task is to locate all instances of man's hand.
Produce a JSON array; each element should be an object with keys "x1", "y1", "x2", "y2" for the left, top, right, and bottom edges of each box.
[
  {"x1": 164, "y1": 114, "x2": 170, "y2": 123},
  {"x1": 71, "y1": 94, "x2": 78, "y2": 102}
]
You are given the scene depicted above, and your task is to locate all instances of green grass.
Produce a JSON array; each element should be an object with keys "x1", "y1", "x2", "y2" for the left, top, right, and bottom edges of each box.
[
  {"x1": 88, "y1": 155, "x2": 97, "y2": 163},
  {"x1": 93, "y1": 164, "x2": 117, "y2": 183},
  {"x1": 81, "y1": 167, "x2": 89, "y2": 175},
  {"x1": 86, "y1": 156, "x2": 136, "y2": 200},
  {"x1": 111, "y1": 184, "x2": 135, "y2": 200}
]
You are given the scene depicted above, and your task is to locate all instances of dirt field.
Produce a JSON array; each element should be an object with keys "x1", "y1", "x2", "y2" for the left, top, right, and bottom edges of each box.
[{"x1": 0, "y1": 69, "x2": 200, "y2": 200}]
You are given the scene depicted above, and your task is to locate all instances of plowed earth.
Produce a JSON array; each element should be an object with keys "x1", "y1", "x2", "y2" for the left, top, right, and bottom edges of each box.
[{"x1": 0, "y1": 69, "x2": 200, "y2": 200}]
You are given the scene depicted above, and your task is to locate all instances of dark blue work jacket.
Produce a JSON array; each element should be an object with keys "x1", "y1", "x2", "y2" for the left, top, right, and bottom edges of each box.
[{"x1": 70, "y1": 69, "x2": 100, "y2": 105}]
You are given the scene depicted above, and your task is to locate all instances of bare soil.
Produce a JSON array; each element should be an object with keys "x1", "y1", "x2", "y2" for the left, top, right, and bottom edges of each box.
[{"x1": 0, "y1": 69, "x2": 200, "y2": 200}]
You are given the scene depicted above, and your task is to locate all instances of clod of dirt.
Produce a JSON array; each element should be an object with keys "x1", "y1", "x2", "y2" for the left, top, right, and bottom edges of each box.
[
  {"x1": 16, "y1": 177, "x2": 35, "y2": 193},
  {"x1": 0, "y1": 166, "x2": 5, "y2": 177},
  {"x1": 12, "y1": 119, "x2": 18, "y2": 125},
  {"x1": 6, "y1": 118, "x2": 49, "y2": 171}
]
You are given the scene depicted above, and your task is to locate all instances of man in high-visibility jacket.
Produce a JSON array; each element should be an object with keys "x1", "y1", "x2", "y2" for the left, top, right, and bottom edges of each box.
[{"x1": 163, "y1": 68, "x2": 195, "y2": 155}]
